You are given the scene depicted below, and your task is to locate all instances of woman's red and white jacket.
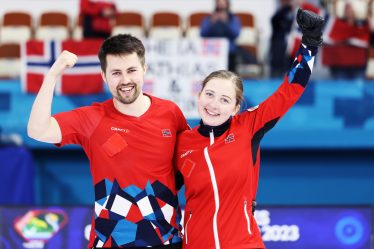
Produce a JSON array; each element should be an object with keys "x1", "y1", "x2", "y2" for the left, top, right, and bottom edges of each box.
[{"x1": 176, "y1": 44, "x2": 318, "y2": 249}]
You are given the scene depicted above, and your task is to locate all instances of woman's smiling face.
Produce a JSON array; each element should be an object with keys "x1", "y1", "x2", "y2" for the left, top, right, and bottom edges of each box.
[{"x1": 198, "y1": 78, "x2": 239, "y2": 126}]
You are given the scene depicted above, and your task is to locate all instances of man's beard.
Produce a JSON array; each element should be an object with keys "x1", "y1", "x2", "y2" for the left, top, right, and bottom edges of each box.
[{"x1": 115, "y1": 84, "x2": 140, "y2": 104}]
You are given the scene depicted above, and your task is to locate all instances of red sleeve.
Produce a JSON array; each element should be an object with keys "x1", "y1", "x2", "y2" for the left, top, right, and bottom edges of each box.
[
  {"x1": 237, "y1": 45, "x2": 317, "y2": 171},
  {"x1": 249, "y1": 78, "x2": 303, "y2": 135},
  {"x1": 250, "y1": 44, "x2": 317, "y2": 135},
  {"x1": 239, "y1": 45, "x2": 317, "y2": 203},
  {"x1": 53, "y1": 106, "x2": 102, "y2": 147}
]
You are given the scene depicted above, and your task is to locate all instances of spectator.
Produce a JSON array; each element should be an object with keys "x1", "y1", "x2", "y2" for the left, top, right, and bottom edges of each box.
[
  {"x1": 286, "y1": 0, "x2": 324, "y2": 60},
  {"x1": 200, "y1": 0, "x2": 256, "y2": 72},
  {"x1": 270, "y1": 0, "x2": 294, "y2": 77},
  {"x1": 323, "y1": 1, "x2": 370, "y2": 79},
  {"x1": 80, "y1": 0, "x2": 117, "y2": 39},
  {"x1": 270, "y1": 0, "x2": 323, "y2": 77}
]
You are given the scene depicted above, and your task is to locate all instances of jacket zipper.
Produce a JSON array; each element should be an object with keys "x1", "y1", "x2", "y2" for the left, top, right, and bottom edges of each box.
[
  {"x1": 244, "y1": 200, "x2": 252, "y2": 235},
  {"x1": 185, "y1": 211, "x2": 192, "y2": 244},
  {"x1": 209, "y1": 130, "x2": 214, "y2": 145},
  {"x1": 204, "y1": 138, "x2": 221, "y2": 249}
]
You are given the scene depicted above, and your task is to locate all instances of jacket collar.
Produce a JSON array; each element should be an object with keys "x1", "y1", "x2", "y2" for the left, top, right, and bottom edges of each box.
[{"x1": 198, "y1": 117, "x2": 231, "y2": 137}]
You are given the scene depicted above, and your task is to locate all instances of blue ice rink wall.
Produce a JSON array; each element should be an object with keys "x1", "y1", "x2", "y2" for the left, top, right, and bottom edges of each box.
[
  {"x1": 1, "y1": 79, "x2": 374, "y2": 148},
  {"x1": 0, "y1": 206, "x2": 371, "y2": 249},
  {"x1": 0, "y1": 79, "x2": 374, "y2": 206}
]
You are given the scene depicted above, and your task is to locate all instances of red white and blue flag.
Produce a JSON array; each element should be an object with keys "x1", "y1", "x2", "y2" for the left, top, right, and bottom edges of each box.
[
  {"x1": 321, "y1": 17, "x2": 370, "y2": 67},
  {"x1": 22, "y1": 39, "x2": 103, "y2": 95},
  {"x1": 161, "y1": 129, "x2": 172, "y2": 137}
]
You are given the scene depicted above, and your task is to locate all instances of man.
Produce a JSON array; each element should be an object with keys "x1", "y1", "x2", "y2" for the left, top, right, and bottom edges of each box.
[
  {"x1": 270, "y1": 0, "x2": 294, "y2": 77},
  {"x1": 28, "y1": 34, "x2": 188, "y2": 248}
]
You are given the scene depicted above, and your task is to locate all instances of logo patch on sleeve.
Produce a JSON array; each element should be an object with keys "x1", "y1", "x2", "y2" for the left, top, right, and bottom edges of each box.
[{"x1": 161, "y1": 129, "x2": 172, "y2": 137}]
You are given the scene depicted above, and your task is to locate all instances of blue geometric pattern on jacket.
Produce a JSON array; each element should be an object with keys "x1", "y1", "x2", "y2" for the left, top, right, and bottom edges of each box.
[
  {"x1": 93, "y1": 178, "x2": 182, "y2": 247},
  {"x1": 288, "y1": 44, "x2": 318, "y2": 87}
]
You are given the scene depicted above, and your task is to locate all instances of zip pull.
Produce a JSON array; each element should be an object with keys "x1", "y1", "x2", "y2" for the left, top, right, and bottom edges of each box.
[
  {"x1": 244, "y1": 200, "x2": 252, "y2": 235},
  {"x1": 209, "y1": 130, "x2": 214, "y2": 145},
  {"x1": 185, "y1": 211, "x2": 193, "y2": 244}
]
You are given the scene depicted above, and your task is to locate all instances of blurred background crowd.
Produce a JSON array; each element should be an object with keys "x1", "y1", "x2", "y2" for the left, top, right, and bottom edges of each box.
[{"x1": 0, "y1": 0, "x2": 374, "y2": 80}]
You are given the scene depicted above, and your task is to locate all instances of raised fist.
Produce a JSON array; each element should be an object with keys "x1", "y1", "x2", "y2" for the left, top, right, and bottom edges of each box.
[
  {"x1": 296, "y1": 8, "x2": 324, "y2": 47},
  {"x1": 49, "y1": 50, "x2": 78, "y2": 77}
]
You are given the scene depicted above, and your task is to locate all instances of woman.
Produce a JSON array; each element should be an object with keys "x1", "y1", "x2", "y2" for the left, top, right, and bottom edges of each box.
[{"x1": 176, "y1": 9, "x2": 324, "y2": 249}]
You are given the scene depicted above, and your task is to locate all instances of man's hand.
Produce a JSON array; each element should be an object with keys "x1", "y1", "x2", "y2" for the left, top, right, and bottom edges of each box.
[
  {"x1": 48, "y1": 50, "x2": 78, "y2": 77},
  {"x1": 297, "y1": 8, "x2": 324, "y2": 47}
]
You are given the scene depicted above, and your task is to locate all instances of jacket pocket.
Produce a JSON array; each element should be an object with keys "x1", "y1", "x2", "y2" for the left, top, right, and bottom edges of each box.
[
  {"x1": 101, "y1": 133, "x2": 128, "y2": 157},
  {"x1": 184, "y1": 210, "x2": 193, "y2": 244},
  {"x1": 244, "y1": 200, "x2": 252, "y2": 236},
  {"x1": 180, "y1": 159, "x2": 196, "y2": 178}
]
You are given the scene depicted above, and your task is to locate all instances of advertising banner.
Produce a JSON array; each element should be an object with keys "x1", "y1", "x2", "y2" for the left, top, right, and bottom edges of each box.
[
  {"x1": 0, "y1": 207, "x2": 92, "y2": 249},
  {"x1": 255, "y1": 206, "x2": 372, "y2": 249},
  {"x1": 0, "y1": 206, "x2": 371, "y2": 249},
  {"x1": 144, "y1": 38, "x2": 228, "y2": 119}
]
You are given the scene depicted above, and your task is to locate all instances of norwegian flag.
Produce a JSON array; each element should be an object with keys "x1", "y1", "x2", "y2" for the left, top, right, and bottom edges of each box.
[
  {"x1": 161, "y1": 129, "x2": 172, "y2": 137},
  {"x1": 322, "y1": 17, "x2": 370, "y2": 67},
  {"x1": 225, "y1": 133, "x2": 235, "y2": 144},
  {"x1": 22, "y1": 39, "x2": 103, "y2": 95},
  {"x1": 323, "y1": 17, "x2": 370, "y2": 47}
]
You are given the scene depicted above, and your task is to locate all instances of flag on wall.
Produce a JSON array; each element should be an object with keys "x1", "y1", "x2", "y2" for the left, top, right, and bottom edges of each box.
[
  {"x1": 22, "y1": 39, "x2": 103, "y2": 95},
  {"x1": 323, "y1": 17, "x2": 370, "y2": 47},
  {"x1": 322, "y1": 17, "x2": 370, "y2": 67},
  {"x1": 144, "y1": 38, "x2": 228, "y2": 118}
]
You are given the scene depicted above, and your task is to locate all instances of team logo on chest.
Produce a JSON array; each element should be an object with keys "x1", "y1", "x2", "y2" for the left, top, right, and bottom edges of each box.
[
  {"x1": 225, "y1": 133, "x2": 235, "y2": 144},
  {"x1": 161, "y1": 129, "x2": 172, "y2": 137},
  {"x1": 111, "y1": 127, "x2": 130, "y2": 133},
  {"x1": 180, "y1": 150, "x2": 194, "y2": 158}
]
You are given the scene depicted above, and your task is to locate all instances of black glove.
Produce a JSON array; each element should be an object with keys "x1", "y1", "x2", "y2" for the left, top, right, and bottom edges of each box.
[{"x1": 296, "y1": 8, "x2": 324, "y2": 47}]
